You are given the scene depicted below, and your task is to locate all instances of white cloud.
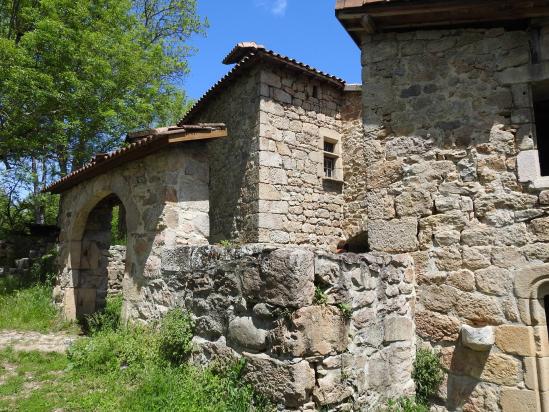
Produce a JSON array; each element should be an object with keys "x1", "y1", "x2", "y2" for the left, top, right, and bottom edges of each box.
[
  {"x1": 271, "y1": 0, "x2": 288, "y2": 15},
  {"x1": 255, "y1": 0, "x2": 288, "y2": 16}
]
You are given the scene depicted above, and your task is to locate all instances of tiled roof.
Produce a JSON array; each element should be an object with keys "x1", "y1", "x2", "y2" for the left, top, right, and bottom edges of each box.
[
  {"x1": 178, "y1": 42, "x2": 346, "y2": 126},
  {"x1": 45, "y1": 124, "x2": 227, "y2": 194}
]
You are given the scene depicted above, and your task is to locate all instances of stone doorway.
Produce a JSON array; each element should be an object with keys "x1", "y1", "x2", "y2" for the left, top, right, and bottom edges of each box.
[{"x1": 73, "y1": 194, "x2": 127, "y2": 320}]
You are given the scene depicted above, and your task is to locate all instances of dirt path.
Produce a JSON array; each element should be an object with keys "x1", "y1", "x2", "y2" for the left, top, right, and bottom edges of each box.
[{"x1": 0, "y1": 330, "x2": 77, "y2": 353}]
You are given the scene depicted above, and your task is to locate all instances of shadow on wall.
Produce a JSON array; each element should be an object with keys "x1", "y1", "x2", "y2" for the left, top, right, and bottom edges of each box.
[{"x1": 446, "y1": 344, "x2": 490, "y2": 410}]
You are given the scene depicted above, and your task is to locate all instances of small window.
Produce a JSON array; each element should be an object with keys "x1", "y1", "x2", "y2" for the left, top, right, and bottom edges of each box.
[
  {"x1": 535, "y1": 98, "x2": 549, "y2": 176},
  {"x1": 324, "y1": 142, "x2": 335, "y2": 153},
  {"x1": 324, "y1": 156, "x2": 335, "y2": 178},
  {"x1": 312, "y1": 86, "x2": 319, "y2": 99},
  {"x1": 543, "y1": 295, "x2": 549, "y2": 337}
]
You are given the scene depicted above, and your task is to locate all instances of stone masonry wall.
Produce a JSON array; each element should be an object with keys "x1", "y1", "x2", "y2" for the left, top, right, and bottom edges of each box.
[
  {"x1": 361, "y1": 27, "x2": 549, "y2": 410},
  {"x1": 186, "y1": 68, "x2": 262, "y2": 244},
  {"x1": 124, "y1": 244, "x2": 416, "y2": 411},
  {"x1": 257, "y1": 66, "x2": 361, "y2": 250},
  {"x1": 56, "y1": 145, "x2": 210, "y2": 318}
]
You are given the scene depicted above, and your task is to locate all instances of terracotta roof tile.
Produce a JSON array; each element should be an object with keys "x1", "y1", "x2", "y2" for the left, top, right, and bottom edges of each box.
[
  {"x1": 45, "y1": 124, "x2": 226, "y2": 194},
  {"x1": 178, "y1": 43, "x2": 346, "y2": 126}
]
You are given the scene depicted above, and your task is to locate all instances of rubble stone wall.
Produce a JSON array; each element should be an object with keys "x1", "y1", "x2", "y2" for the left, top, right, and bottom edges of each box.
[
  {"x1": 360, "y1": 27, "x2": 549, "y2": 411},
  {"x1": 124, "y1": 244, "x2": 416, "y2": 411}
]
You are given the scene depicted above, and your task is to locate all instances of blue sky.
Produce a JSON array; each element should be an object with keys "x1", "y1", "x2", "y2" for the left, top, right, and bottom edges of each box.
[{"x1": 183, "y1": 0, "x2": 361, "y2": 100}]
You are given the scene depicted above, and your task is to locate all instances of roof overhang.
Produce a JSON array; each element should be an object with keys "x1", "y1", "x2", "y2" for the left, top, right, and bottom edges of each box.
[
  {"x1": 45, "y1": 125, "x2": 227, "y2": 194},
  {"x1": 336, "y1": 0, "x2": 549, "y2": 45}
]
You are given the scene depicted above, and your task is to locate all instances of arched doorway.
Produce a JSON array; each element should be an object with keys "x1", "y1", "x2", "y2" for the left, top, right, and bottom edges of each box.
[
  {"x1": 515, "y1": 264, "x2": 549, "y2": 412},
  {"x1": 74, "y1": 194, "x2": 128, "y2": 320}
]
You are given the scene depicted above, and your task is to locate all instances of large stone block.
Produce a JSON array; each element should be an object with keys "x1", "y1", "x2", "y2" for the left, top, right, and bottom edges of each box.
[
  {"x1": 500, "y1": 389, "x2": 539, "y2": 412},
  {"x1": 495, "y1": 325, "x2": 535, "y2": 356},
  {"x1": 461, "y1": 325, "x2": 494, "y2": 351},
  {"x1": 475, "y1": 266, "x2": 511, "y2": 296},
  {"x1": 416, "y1": 311, "x2": 461, "y2": 342},
  {"x1": 384, "y1": 316, "x2": 414, "y2": 342},
  {"x1": 243, "y1": 353, "x2": 315, "y2": 407},
  {"x1": 368, "y1": 219, "x2": 418, "y2": 253},
  {"x1": 270, "y1": 306, "x2": 348, "y2": 356},
  {"x1": 256, "y1": 248, "x2": 315, "y2": 308}
]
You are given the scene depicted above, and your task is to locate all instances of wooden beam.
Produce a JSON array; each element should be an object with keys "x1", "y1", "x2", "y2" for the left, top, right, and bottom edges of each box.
[
  {"x1": 168, "y1": 130, "x2": 228, "y2": 143},
  {"x1": 361, "y1": 14, "x2": 376, "y2": 33}
]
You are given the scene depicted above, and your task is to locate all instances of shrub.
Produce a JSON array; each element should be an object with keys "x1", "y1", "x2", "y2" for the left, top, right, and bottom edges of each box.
[
  {"x1": 413, "y1": 348, "x2": 443, "y2": 405},
  {"x1": 158, "y1": 308, "x2": 195, "y2": 365},
  {"x1": 85, "y1": 295, "x2": 123, "y2": 335}
]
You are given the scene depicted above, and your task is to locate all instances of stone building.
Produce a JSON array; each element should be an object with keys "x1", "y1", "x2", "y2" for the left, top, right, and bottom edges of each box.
[
  {"x1": 47, "y1": 1, "x2": 549, "y2": 410},
  {"x1": 336, "y1": 1, "x2": 549, "y2": 411}
]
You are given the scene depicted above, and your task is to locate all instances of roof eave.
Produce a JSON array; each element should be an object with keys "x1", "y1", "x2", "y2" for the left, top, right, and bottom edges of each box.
[
  {"x1": 336, "y1": 0, "x2": 549, "y2": 45},
  {"x1": 46, "y1": 128, "x2": 227, "y2": 194}
]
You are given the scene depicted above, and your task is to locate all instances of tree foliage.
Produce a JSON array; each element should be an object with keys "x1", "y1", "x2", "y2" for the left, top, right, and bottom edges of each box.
[{"x1": 0, "y1": 0, "x2": 205, "y2": 232}]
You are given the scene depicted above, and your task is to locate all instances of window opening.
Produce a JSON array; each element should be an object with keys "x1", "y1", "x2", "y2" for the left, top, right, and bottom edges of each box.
[
  {"x1": 324, "y1": 141, "x2": 335, "y2": 153},
  {"x1": 324, "y1": 156, "x2": 335, "y2": 178},
  {"x1": 543, "y1": 295, "x2": 549, "y2": 337},
  {"x1": 535, "y1": 98, "x2": 549, "y2": 176},
  {"x1": 312, "y1": 85, "x2": 319, "y2": 99}
]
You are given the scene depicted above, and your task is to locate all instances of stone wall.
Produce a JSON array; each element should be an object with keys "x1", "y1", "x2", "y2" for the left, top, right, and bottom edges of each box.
[
  {"x1": 124, "y1": 244, "x2": 416, "y2": 411},
  {"x1": 56, "y1": 145, "x2": 210, "y2": 318},
  {"x1": 257, "y1": 67, "x2": 363, "y2": 250},
  {"x1": 186, "y1": 68, "x2": 262, "y2": 244},
  {"x1": 187, "y1": 62, "x2": 363, "y2": 250},
  {"x1": 360, "y1": 27, "x2": 549, "y2": 410}
]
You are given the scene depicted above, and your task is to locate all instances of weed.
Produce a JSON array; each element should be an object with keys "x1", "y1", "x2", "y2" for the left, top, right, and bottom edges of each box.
[
  {"x1": 337, "y1": 303, "x2": 352, "y2": 319},
  {"x1": 158, "y1": 308, "x2": 194, "y2": 365},
  {"x1": 384, "y1": 397, "x2": 429, "y2": 412},
  {"x1": 219, "y1": 239, "x2": 233, "y2": 248},
  {"x1": 85, "y1": 295, "x2": 123, "y2": 335},
  {"x1": 314, "y1": 286, "x2": 328, "y2": 305}
]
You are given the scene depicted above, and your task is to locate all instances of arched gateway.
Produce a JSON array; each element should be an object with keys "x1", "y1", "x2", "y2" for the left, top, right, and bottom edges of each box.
[{"x1": 48, "y1": 125, "x2": 226, "y2": 320}]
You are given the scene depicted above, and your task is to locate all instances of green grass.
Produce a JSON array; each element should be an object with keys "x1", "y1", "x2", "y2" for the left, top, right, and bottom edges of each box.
[
  {"x1": 0, "y1": 305, "x2": 271, "y2": 412},
  {"x1": 0, "y1": 278, "x2": 72, "y2": 333},
  {"x1": 0, "y1": 337, "x2": 270, "y2": 411}
]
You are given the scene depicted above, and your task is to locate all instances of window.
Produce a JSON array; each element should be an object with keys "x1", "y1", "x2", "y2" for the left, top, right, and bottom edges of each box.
[
  {"x1": 312, "y1": 85, "x2": 319, "y2": 99},
  {"x1": 535, "y1": 98, "x2": 549, "y2": 176},
  {"x1": 323, "y1": 137, "x2": 339, "y2": 179},
  {"x1": 324, "y1": 156, "x2": 335, "y2": 178}
]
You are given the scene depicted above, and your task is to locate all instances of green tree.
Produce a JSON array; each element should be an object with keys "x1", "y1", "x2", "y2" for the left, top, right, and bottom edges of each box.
[{"x1": 0, "y1": 0, "x2": 205, "y2": 228}]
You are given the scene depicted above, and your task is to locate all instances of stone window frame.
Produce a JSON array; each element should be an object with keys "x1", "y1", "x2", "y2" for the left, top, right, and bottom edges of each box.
[
  {"x1": 516, "y1": 74, "x2": 549, "y2": 189},
  {"x1": 320, "y1": 129, "x2": 343, "y2": 182}
]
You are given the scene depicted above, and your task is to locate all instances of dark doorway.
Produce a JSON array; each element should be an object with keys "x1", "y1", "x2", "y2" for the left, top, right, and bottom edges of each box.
[
  {"x1": 76, "y1": 194, "x2": 127, "y2": 319},
  {"x1": 535, "y1": 99, "x2": 549, "y2": 176}
]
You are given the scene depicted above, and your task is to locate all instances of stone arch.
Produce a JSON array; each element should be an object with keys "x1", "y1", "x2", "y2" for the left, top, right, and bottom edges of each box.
[
  {"x1": 62, "y1": 181, "x2": 139, "y2": 320},
  {"x1": 69, "y1": 193, "x2": 133, "y2": 319},
  {"x1": 515, "y1": 264, "x2": 549, "y2": 412}
]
